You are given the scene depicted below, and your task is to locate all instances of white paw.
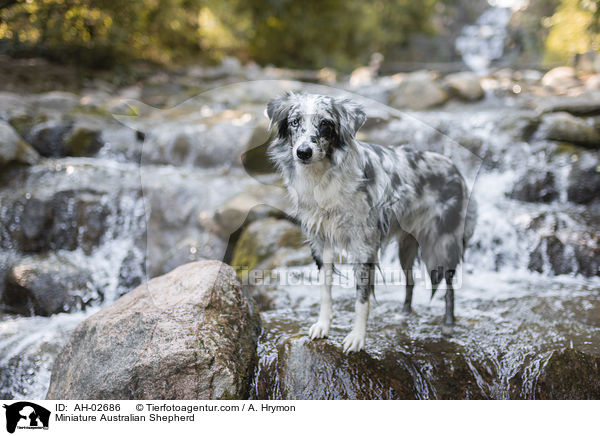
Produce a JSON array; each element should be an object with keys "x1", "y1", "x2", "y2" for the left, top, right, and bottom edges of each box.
[
  {"x1": 309, "y1": 321, "x2": 330, "y2": 339},
  {"x1": 342, "y1": 330, "x2": 366, "y2": 354}
]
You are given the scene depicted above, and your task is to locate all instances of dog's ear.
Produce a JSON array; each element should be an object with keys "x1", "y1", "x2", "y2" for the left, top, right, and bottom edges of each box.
[
  {"x1": 335, "y1": 98, "x2": 366, "y2": 145},
  {"x1": 267, "y1": 91, "x2": 295, "y2": 139}
]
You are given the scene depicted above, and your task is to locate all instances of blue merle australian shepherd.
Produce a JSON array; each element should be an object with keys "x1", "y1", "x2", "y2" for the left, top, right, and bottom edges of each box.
[{"x1": 267, "y1": 92, "x2": 477, "y2": 353}]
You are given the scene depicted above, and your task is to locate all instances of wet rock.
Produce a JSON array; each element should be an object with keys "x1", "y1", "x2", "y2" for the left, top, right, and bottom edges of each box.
[
  {"x1": 116, "y1": 247, "x2": 146, "y2": 297},
  {"x1": 508, "y1": 171, "x2": 558, "y2": 203},
  {"x1": 0, "y1": 121, "x2": 40, "y2": 167},
  {"x1": 144, "y1": 120, "x2": 255, "y2": 167},
  {"x1": 538, "y1": 93, "x2": 600, "y2": 116},
  {"x1": 0, "y1": 312, "x2": 84, "y2": 400},
  {"x1": 252, "y1": 333, "x2": 487, "y2": 400},
  {"x1": 63, "y1": 122, "x2": 104, "y2": 157},
  {"x1": 528, "y1": 235, "x2": 576, "y2": 275},
  {"x1": 496, "y1": 112, "x2": 540, "y2": 142},
  {"x1": 231, "y1": 218, "x2": 312, "y2": 274},
  {"x1": 46, "y1": 261, "x2": 261, "y2": 400},
  {"x1": 536, "y1": 112, "x2": 600, "y2": 148},
  {"x1": 2, "y1": 253, "x2": 99, "y2": 316},
  {"x1": 528, "y1": 232, "x2": 599, "y2": 277},
  {"x1": 25, "y1": 120, "x2": 73, "y2": 157},
  {"x1": 214, "y1": 185, "x2": 291, "y2": 237},
  {"x1": 443, "y1": 72, "x2": 484, "y2": 101},
  {"x1": 388, "y1": 71, "x2": 449, "y2": 111},
  {"x1": 541, "y1": 67, "x2": 580, "y2": 93},
  {"x1": 573, "y1": 238, "x2": 600, "y2": 277},
  {"x1": 533, "y1": 349, "x2": 600, "y2": 399},
  {"x1": 251, "y1": 276, "x2": 600, "y2": 399},
  {"x1": 567, "y1": 157, "x2": 600, "y2": 204},
  {"x1": 0, "y1": 188, "x2": 111, "y2": 253}
]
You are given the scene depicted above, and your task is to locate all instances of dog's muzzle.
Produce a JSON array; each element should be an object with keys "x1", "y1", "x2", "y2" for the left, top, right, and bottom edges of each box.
[{"x1": 296, "y1": 145, "x2": 313, "y2": 163}]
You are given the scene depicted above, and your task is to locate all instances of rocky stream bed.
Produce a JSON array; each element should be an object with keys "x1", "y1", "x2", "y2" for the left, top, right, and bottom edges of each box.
[{"x1": 1, "y1": 59, "x2": 599, "y2": 399}]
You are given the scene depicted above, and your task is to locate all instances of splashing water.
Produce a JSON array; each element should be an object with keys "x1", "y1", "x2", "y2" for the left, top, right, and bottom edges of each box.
[{"x1": 455, "y1": 7, "x2": 513, "y2": 73}]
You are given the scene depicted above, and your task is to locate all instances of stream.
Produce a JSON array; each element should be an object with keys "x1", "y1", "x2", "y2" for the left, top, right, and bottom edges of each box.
[{"x1": 1, "y1": 4, "x2": 599, "y2": 399}]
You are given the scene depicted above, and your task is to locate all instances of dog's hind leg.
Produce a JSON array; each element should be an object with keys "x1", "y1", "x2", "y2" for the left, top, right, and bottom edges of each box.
[
  {"x1": 309, "y1": 244, "x2": 334, "y2": 339},
  {"x1": 398, "y1": 234, "x2": 418, "y2": 314},
  {"x1": 444, "y1": 270, "x2": 455, "y2": 326},
  {"x1": 342, "y1": 259, "x2": 375, "y2": 353}
]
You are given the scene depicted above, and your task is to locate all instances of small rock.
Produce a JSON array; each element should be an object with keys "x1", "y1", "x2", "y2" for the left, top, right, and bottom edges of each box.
[
  {"x1": 585, "y1": 75, "x2": 600, "y2": 92},
  {"x1": 63, "y1": 122, "x2": 104, "y2": 156},
  {"x1": 46, "y1": 261, "x2": 261, "y2": 399},
  {"x1": 0, "y1": 120, "x2": 39, "y2": 167},
  {"x1": 25, "y1": 120, "x2": 73, "y2": 157},
  {"x1": 567, "y1": 156, "x2": 600, "y2": 204},
  {"x1": 388, "y1": 71, "x2": 449, "y2": 111},
  {"x1": 2, "y1": 253, "x2": 98, "y2": 316},
  {"x1": 541, "y1": 67, "x2": 580, "y2": 92},
  {"x1": 443, "y1": 72, "x2": 484, "y2": 101},
  {"x1": 574, "y1": 51, "x2": 600, "y2": 75},
  {"x1": 537, "y1": 112, "x2": 600, "y2": 148},
  {"x1": 0, "y1": 188, "x2": 111, "y2": 253},
  {"x1": 509, "y1": 171, "x2": 558, "y2": 203},
  {"x1": 528, "y1": 233, "x2": 599, "y2": 277},
  {"x1": 528, "y1": 235, "x2": 576, "y2": 276}
]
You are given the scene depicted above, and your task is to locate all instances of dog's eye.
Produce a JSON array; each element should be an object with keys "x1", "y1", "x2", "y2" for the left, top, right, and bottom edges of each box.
[
  {"x1": 290, "y1": 119, "x2": 299, "y2": 127},
  {"x1": 319, "y1": 121, "x2": 333, "y2": 136}
]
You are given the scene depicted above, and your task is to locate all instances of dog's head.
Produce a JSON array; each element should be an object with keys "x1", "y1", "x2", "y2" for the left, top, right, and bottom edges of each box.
[{"x1": 267, "y1": 92, "x2": 366, "y2": 166}]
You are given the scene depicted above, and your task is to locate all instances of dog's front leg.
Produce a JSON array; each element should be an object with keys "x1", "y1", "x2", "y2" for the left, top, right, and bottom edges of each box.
[
  {"x1": 342, "y1": 261, "x2": 374, "y2": 353},
  {"x1": 309, "y1": 245, "x2": 334, "y2": 339}
]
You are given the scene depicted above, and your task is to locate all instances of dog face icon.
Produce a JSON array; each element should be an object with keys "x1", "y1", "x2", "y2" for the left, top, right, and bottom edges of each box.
[{"x1": 3, "y1": 402, "x2": 50, "y2": 433}]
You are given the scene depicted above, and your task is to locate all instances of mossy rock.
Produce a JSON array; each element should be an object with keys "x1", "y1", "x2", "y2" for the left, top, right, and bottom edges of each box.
[
  {"x1": 231, "y1": 218, "x2": 311, "y2": 278},
  {"x1": 64, "y1": 125, "x2": 103, "y2": 157}
]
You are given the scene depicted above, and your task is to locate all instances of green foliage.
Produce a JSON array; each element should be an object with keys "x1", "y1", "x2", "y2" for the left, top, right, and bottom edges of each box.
[
  {"x1": 0, "y1": 0, "x2": 203, "y2": 67},
  {"x1": 2, "y1": 0, "x2": 597, "y2": 71},
  {"x1": 543, "y1": 0, "x2": 600, "y2": 65},
  {"x1": 243, "y1": 0, "x2": 442, "y2": 70},
  {"x1": 0, "y1": 0, "x2": 446, "y2": 70}
]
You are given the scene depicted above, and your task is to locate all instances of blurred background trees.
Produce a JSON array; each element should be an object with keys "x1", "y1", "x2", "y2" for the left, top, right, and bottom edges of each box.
[{"x1": 0, "y1": 0, "x2": 598, "y2": 71}]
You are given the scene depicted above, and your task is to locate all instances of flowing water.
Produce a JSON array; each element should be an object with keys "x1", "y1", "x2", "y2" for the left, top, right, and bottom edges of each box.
[
  {"x1": 0, "y1": 78, "x2": 599, "y2": 399},
  {"x1": 455, "y1": 0, "x2": 530, "y2": 73}
]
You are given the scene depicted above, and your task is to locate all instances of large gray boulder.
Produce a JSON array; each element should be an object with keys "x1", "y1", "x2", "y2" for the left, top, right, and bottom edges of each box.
[{"x1": 46, "y1": 261, "x2": 260, "y2": 400}]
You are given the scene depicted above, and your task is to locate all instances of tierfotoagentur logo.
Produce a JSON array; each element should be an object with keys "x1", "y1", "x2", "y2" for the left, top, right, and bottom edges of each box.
[{"x1": 3, "y1": 402, "x2": 50, "y2": 434}]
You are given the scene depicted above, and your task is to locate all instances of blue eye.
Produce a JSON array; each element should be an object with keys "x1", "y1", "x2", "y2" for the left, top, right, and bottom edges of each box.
[{"x1": 290, "y1": 119, "x2": 299, "y2": 127}]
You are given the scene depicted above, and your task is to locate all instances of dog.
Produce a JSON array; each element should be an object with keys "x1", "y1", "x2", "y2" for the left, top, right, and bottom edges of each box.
[{"x1": 266, "y1": 92, "x2": 477, "y2": 353}]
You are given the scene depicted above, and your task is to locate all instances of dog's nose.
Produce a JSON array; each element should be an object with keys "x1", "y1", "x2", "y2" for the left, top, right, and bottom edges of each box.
[{"x1": 296, "y1": 146, "x2": 313, "y2": 161}]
